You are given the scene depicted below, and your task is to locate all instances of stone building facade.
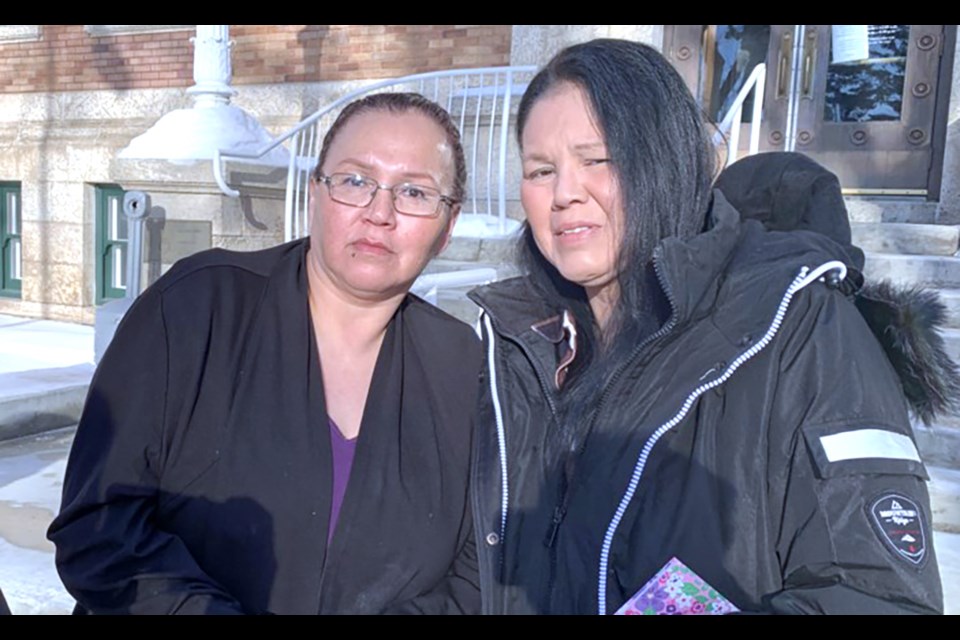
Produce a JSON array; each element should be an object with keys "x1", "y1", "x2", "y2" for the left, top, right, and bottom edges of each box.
[{"x1": 0, "y1": 25, "x2": 957, "y2": 326}]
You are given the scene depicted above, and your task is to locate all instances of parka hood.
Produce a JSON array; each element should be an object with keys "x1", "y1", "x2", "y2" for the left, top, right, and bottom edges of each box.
[
  {"x1": 716, "y1": 151, "x2": 960, "y2": 425},
  {"x1": 713, "y1": 151, "x2": 865, "y2": 274}
]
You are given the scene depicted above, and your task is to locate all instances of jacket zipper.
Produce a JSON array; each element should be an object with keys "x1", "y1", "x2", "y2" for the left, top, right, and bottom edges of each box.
[
  {"x1": 480, "y1": 312, "x2": 561, "y2": 573},
  {"x1": 544, "y1": 247, "x2": 680, "y2": 608},
  {"x1": 595, "y1": 262, "x2": 844, "y2": 614}
]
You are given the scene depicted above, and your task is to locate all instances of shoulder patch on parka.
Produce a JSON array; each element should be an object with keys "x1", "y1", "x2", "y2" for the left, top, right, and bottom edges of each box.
[{"x1": 867, "y1": 493, "x2": 929, "y2": 568}]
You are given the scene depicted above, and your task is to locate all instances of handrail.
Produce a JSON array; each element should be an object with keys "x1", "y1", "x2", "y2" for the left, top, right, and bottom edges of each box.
[
  {"x1": 712, "y1": 63, "x2": 766, "y2": 167},
  {"x1": 213, "y1": 65, "x2": 538, "y2": 241}
]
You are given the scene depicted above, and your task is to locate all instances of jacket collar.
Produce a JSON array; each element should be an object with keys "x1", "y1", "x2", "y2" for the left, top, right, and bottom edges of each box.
[
  {"x1": 469, "y1": 190, "x2": 744, "y2": 335},
  {"x1": 653, "y1": 190, "x2": 742, "y2": 327}
]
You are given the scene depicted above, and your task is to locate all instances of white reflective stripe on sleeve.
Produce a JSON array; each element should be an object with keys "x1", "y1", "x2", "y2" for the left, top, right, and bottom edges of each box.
[{"x1": 819, "y1": 429, "x2": 921, "y2": 463}]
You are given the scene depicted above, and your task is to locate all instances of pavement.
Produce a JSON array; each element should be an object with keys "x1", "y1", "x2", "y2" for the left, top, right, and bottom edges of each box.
[
  {"x1": 0, "y1": 312, "x2": 956, "y2": 614},
  {"x1": 0, "y1": 315, "x2": 94, "y2": 442}
]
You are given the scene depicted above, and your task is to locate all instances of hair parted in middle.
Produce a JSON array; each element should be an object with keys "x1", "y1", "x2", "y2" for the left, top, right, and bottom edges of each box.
[
  {"x1": 516, "y1": 38, "x2": 716, "y2": 323},
  {"x1": 514, "y1": 38, "x2": 716, "y2": 434},
  {"x1": 314, "y1": 92, "x2": 467, "y2": 205}
]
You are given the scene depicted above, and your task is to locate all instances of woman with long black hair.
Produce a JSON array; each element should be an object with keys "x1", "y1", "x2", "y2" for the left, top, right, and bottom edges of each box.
[{"x1": 469, "y1": 38, "x2": 947, "y2": 614}]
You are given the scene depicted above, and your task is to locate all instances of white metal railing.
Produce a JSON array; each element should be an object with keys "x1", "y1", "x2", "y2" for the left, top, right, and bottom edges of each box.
[
  {"x1": 214, "y1": 66, "x2": 537, "y2": 242},
  {"x1": 712, "y1": 63, "x2": 766, "y2": 167}
]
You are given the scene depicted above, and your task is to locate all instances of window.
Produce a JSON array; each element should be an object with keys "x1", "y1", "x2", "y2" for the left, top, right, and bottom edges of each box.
[
  {"x1": 84, "y1": 25, "x2": 193, "y2": 37},
  {"x1": 95, "y1": 185, "x2": 128, "y2": 304},
  {"x1": 0, "y1": 25, "x2": 41, "y2": 44},
  {"x1": 0, "y1": 182, "x2": 21, "y2": 298}
]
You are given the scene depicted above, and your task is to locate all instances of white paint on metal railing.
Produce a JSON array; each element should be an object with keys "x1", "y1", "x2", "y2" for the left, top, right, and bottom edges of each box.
[
  {"x1": 214, "y1": 66, "x2": 537, "y2": 244},
  {"x1": 712, "y1": 63, "x2": 767, "y2": 167}
]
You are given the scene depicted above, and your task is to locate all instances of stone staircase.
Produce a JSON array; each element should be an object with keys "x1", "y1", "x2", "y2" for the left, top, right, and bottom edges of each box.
[
  {"x1": 854, "y1": 211, "x2": 960, "y2": 471},
  {"x1": 428, "y1": 234, "x2": 521, "y2": 324}
]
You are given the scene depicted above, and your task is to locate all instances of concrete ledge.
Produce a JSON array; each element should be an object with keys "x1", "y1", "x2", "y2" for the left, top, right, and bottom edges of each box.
[
  {"x1": 936, "y1": 289, "x2": 960, "y2": 329},
  {"x1": 864, "y1": 253, "x2": 960, "y2": 288},
  {"x1": 845, "y1": 198, "x2": 940, "y2": 224},
  {"x1": 0, "y1": 364, "x2": 93, "y2": 442},
  {"x1": 440, "y1": 235, "x2": 518, "y2": 265},
  {"x1": 851, "y1": 222, "x2": 960, "y2": 256},
  {"x1": 940, "y1": 328, "x2": 960, "y2": 362},
  {"x1": 930, "y1": 466, "x2": 960, "y2": 533},
  {"x1": 916, "y1": 422, "x2": 960, "y2": 469}
]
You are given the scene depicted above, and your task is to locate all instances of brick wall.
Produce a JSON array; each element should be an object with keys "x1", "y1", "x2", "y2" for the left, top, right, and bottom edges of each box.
[{"x1": 0, "y1": 25, "x2": 512, "y2": 93}]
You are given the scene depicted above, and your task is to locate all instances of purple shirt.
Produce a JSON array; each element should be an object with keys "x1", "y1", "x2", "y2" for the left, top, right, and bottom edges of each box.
[{"x1": 327, "y1": 418, "x2": 357, "y2": 544}]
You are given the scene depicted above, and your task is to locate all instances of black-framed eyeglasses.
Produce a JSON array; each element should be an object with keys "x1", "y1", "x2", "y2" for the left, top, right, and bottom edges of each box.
[{"x1": 315, "y1": 172, "x2": 458, "y2": 218}]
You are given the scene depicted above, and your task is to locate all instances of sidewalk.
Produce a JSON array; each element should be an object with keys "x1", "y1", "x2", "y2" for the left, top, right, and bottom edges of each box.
[{"x1": 0, "y1": 315, "x2": 94, "y2": 441}]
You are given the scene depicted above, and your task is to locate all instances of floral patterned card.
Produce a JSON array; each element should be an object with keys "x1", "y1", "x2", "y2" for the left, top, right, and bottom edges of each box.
[{"x1": 614, "y1": 557, "x2": 740, "y2": 615}]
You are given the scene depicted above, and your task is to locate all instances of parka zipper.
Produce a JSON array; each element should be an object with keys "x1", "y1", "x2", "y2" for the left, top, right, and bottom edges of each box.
[
  {"x1": 594, "y1": 262, "x2": 847, "y2": 615},
  {"x1": 544, "y1": 247, "x2": 680, "y2": 608}
]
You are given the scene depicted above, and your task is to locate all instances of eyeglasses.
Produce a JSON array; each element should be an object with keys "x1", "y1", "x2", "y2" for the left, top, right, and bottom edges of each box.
[{"x1": 315, "y1": 172, "x2": 458, "y2": 218}]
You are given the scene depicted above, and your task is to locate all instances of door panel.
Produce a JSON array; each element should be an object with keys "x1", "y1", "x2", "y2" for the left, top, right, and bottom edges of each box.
[
  {"x1": 665, "y1": 25, "x2": 952, "y2": 196},
  {"x1": 795, "y1": 25, "x2": 944, "y2": 192},
  {"x1": 666, "y1": 25, "x2": 788, "y2": 158}
]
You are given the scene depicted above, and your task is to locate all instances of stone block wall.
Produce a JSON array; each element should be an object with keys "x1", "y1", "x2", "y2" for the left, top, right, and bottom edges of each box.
[
  {"x1": 0, "y1": 25, "x2": 511, "y2": 94},
  {"x1": 0, "y1": 25, "x2": 513, "y2": 323}
]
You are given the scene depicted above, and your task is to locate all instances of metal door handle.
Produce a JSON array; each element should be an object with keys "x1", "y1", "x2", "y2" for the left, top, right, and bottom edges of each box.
[
  {"x1": 776, "y1": 32, "x2": 792, "y2": 98},
  {"x1": 802, "y1": 30, "x2": 818, "y2": 98}
]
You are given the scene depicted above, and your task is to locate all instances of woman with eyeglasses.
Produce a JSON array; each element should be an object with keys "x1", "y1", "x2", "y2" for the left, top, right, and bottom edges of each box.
[{"x1": 49, "y1": 93, "x2": 481, "y2": 614}]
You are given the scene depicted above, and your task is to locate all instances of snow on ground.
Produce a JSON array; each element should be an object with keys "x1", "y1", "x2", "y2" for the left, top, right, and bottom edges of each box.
[
  {"x1": 933, "y1": 531, "x2": 959, "y2": 615},
  {"x1": 0, "y1": 428, "x2": 75, "y2": 614},
  {"x1": 0, "y1": 538, "x2": 73, "y2": 615},
  {"x1": 0, "y1": 315, "x2": 93, "y2": 375}
]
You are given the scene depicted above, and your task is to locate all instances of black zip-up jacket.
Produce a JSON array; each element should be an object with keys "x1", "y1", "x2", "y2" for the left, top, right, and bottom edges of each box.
[
  {"x1": 468, "y1": 193, "x2": 943, "y2": 614},
  {"x1": 48, "y1": 239, "x2": 481, "y2": 615}
]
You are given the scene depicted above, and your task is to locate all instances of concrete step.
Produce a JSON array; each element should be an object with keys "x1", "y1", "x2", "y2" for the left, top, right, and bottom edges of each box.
[
  {"x1": 418, "y1": 256, "x2": 519, "y2": 325},
  {"x1": 864, "y1": 253, "x2": 960, "y2": 289},
  {"x1": 930, "y1": 465, "x2": 960, "y2": 533},
  {"x1": 915, "y1": 422, "x2": 960, "y2": 469},
  {"x1": 930, "y1": 410, "x2": 960, "y2": 430},
  {"x1": 942, "y1": 328, "x2": 960, "y2": 363},
  {"x1": 852, "y1": 223, "x2": 960, "y2": 256},
  {"x1": 439, "y1": 235, "x2": 518, "y2": 265},
  {"x1": 434, "y1": 288, "x2": 482, "y2": 326},
  {"x1": 0, "y1": 364, "x2": 93, "y2": 441},
  {"x1": 422, "y1": 258, "x2": 501, "y2": 276},
  {"x1": 845, "y1": 198, "x2": 940, "y2": 224},
  {"x1": 936, "y1": 289, "x2": 960, "y2": 329}
]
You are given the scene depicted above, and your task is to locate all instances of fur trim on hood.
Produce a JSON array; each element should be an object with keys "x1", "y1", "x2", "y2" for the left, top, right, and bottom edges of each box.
[{"x1": 856, "y1": 282, "x2": 960, "y2": 425}]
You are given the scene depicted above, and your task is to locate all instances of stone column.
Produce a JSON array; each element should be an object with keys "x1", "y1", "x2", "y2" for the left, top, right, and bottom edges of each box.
[
  {"x1": 937, "y1": 34, "x2": 960, "y2": 224},
  {"x1": 109, "y1": 158, "x2": 287, "y2": 295}
]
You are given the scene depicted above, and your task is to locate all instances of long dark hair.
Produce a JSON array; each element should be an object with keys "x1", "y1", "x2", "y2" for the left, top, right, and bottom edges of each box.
[{"x1": 516, "y1": 39, "x2": 715, "y2": 440}]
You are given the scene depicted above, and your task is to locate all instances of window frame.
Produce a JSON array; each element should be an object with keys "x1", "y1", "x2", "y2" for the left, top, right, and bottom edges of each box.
[
  {"x1": 95, "y1": 185, "x2": 128, "y2": 304},
  {"x1": 0, "y1": 182, "x2": 22, "y2": 298}
]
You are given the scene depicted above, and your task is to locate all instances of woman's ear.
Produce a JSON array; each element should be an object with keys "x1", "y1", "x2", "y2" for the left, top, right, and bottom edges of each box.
[{"x1": 432, "y1": 204, "x2": 461, "y2": 257}]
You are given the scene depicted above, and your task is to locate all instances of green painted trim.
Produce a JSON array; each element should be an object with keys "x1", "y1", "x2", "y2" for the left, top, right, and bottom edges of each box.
[
  {"x1": 0, "y1": 182, "x2": 21, "y2": 298},
  {"x1": 95, "y1": 185, "x2": 127, "y2": 305}
]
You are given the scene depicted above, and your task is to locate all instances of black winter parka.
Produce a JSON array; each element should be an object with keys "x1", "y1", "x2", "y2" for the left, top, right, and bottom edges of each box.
[{"x1": 468, "y1": 193, "x2": 943, "y2": 615}]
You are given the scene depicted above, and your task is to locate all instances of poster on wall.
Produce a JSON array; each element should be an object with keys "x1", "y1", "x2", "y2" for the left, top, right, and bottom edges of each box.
[{"x1": 832, "y1": 25, "x2": 869, "y2": 64}]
